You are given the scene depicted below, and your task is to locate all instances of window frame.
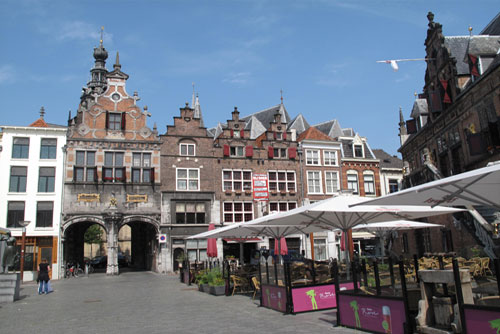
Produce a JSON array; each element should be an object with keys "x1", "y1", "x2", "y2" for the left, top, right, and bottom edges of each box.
[
  {"x1": 108, "y1": 112, "x2": 122, "y2": 130},
  {"x1": 36, "y1": 201, "x2": 53, "y2": 228},
  {"x1": 103, "y1": 152, "x2": 125, "y2": 182},
  {"x1": 230, "y1": 146, "x2": 245, "y2": 157},
  {"x1": 132, "y1": 152, "x2": 153, "y2": 183},
  {"x1": 269, "y1": 201, "x2": 297, "y2": 213},
  {"x1": 353, "y1": 144, "x2": 364, "y2": 158},
  {"x1": 74, "y1": 151, "x2": 96, "y2": 182},
  {"x1": 307, "y1": 170, "x2": 322, "y2": 194},
  {"x1": 272, "y1": 147, "x2": 287, "y2": 159},
  {"x1": 268, "y1": 170, "x2": 296, "y2": 192},
  {"x1": 223, "y1": 201, "x2": 253, "y2": 223},
  {"x1": 40, "y1": 138, "x2": 57, "y2": 159},
  {"x1": 175, "y1": 202, "x2": 206, "y2": 224},
  {"x1": 12, "y1": 137, "x2": 30, "y2": 159},
  {"x1": 179, "y1": 143, "x2": 196, "y2": 156},
  {"x1": 7, "y1": 201, "x2": 25, "y2": 228},
  {"x1": 176, "y1": 168, "x2": 200, "y2": 191},
  {"x1": 324, "y1": 171, "x2": 339, "y2": 194},
  {"x1": 313, "y1": 238, "x2": 327, "y2": 261},
  {"x1": 38, "y1": 167, "x2": 56, "y2": 193},
  {"x1": 9, "y1": 166, "x2": 27, "y2": 193},
  {"x1": 388, "y1": 179, "x2": 399, "y2": 193},
  {"x1": 347, "y1": 171, "x2": 359, "y2": 195},
  {"x1": 363, "y1": 172, "x2": 376, "y2": 196},
  {"x1": 222, "y1": 169, "x2": 252, "y2": 192},
  {"x1": 323, "y1": 150, "x2": 338, "y2": 166},
  {"x1": 305, "y1": 150, "x2": 320, "y2": 165}
]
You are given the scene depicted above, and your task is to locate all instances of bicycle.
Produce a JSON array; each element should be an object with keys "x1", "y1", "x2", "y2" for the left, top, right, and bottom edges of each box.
[{"x1": 65, "y1": 262, "x2": 84, "y2": 278}]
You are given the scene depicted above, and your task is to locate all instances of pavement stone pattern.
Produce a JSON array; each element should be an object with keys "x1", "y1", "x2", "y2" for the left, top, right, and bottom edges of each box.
[{"x1": 0, "y1": 272, "x2": 361, "y2": 334}]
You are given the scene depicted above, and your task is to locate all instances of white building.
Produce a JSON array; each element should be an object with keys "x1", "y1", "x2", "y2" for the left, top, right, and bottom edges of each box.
[
  {"x1": 0, "y1": 110, "x2": 67, "y2": 281},
  {"x1": 372, "y1": 149, "x2": 404, "y2": 196}
]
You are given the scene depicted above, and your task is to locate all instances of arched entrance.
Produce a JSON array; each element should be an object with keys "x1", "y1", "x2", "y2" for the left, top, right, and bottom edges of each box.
[{"x1": 119, "y1": 217, "x2": 159, "y2": 272}]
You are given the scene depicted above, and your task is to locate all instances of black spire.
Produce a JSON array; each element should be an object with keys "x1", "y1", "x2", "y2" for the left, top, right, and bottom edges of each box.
[{"x1": 87, "y1": 27, "x2": 108, "y2": 94}]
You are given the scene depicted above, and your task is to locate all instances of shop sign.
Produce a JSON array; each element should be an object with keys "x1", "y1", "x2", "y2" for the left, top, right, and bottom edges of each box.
[
  {"x1": 127, "y1": 194, "x2": 148, "y2": 203},
  {"x1": 252, "y1": 173, "x2": 269, "y2": 201},
  {"x1": 77, "y1": 193, "x2": 100, "y2": 202}
]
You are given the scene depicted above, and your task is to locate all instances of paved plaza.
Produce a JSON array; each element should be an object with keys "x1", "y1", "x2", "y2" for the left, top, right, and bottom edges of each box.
[{"x1": 0, "y1": 272, "x2": 361, "y2": 334}]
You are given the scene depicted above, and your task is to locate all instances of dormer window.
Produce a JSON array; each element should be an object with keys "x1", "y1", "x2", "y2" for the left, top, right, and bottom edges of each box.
[
  {"x1": 354, "y1": 144, "x2": 364, "y2": 158},
  {"x1": 180, "y1": 143, "x2": 195, "y2": 156}
]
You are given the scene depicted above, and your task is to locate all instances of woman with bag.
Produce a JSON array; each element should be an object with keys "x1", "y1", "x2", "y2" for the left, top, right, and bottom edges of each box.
[{"x1": 37, "y1": 258, "x2": 50, "y2": 294}]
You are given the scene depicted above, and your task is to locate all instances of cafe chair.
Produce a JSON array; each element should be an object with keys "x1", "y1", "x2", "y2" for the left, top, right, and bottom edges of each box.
[
  {"x1": 251, "y1": 277, "x2": 260, "y2": 300},
  {"x1": 231, "y1": 275, "x2": 248, "y2": 296}
]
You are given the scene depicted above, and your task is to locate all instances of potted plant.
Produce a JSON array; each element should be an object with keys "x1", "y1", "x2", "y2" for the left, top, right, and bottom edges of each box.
[{"x1": 195, "y1": 270, "x2": 210, "y2": 292}]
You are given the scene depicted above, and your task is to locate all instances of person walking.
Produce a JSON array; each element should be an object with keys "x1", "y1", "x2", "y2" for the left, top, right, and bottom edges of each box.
[{"x1": 37, "y1": 258, "x2": 50, "y2": 294}]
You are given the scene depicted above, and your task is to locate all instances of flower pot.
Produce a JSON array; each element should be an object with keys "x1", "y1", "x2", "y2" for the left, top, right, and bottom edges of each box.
[
  {"x1": 200, "y1": 283, "x2": 210, "y2": 292},
  {"x1": 209, "y1": 285, "x2": 226, "y2": 296}
]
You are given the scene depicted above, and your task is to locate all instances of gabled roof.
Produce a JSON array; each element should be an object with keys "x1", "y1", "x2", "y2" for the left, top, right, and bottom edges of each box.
[
  {"x1": 29, "y1": 118, "x2": 49, "y2": 128},
  {"x1": 340, "y1": 139, "x2": 376, "y2": 159},
  {"x1": 480, "y1": 12, "x2": 500, "y2": 35},
  {"x1": 372, "y1": 149, "x2": 403, "y2": 169},
  {"x1": 410, "y1": 98, "x2": 429, "y2": 118},
  {"x1": 288, "y1": 114, "x2": 310, "y2": 135},
  {"x1": 297, "y1": 126, "x2": 334, "y2": 142},
  {"x1": 244, "y1": 115, "x2": 267, "y2": 139},
  {"x1": 313, "y1": 119, "x2": 343, "y2": 139},
  {"x1": 240, "y1": 103, "x2": 291, "y2": 130},
  {"x1": 445, "y1": 35, "x2": 500, "y2": 75}
]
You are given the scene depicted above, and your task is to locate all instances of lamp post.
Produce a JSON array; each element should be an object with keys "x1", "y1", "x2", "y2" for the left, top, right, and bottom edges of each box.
[{"x1": 18, "y1": 221, "x2": 30, "y2": 281}]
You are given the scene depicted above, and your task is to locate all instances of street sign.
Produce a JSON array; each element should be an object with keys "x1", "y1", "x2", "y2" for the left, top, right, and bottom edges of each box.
[{"x1": 158, "y1": 234, "x2": 167, "y2": 243}]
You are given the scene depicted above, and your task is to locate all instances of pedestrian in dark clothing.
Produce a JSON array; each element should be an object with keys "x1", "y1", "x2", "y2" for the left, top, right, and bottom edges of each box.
[{"x1": 38, "y1": 258, "x2": 50, "y2": 294}]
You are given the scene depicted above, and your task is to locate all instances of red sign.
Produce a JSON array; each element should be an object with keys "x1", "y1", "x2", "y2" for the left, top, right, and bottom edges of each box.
[{"x1": 252, "y1": 173, "x2": 269, "y2": 201}]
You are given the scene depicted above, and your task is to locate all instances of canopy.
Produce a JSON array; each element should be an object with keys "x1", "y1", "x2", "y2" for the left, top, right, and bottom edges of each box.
[{"x1": 351, "y1": 162, "x2": 500, "y2": 210}]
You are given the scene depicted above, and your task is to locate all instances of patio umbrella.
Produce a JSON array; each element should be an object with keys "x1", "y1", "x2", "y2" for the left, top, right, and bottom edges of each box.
[
  {"x1": 274, "y1": 237, "x2": 288, "y2": 256},
  {"x1": 206, "y1": 223, "x2": 218, "y2": 258},
  {"x1": 349, "y1": 220, "x2": 443, "y2": 257},
  {"x1": 350, "y1": 162, "x2": 500, "y2": 210}
]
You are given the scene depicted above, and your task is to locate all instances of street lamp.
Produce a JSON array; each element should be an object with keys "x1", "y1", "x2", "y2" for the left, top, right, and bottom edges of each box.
[{"x1": 18, "y1": 221, "x2": 30, "y2": 281}]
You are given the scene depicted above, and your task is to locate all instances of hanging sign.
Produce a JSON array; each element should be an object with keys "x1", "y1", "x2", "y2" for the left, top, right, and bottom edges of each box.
[{"x1": 252, "y1": 173, "x2": 269, "y2": 201}]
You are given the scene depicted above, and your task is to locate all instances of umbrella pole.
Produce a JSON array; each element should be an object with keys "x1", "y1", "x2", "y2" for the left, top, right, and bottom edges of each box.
[{"x1": 344, "y1": 230, "x2": 351, "y2": 280}]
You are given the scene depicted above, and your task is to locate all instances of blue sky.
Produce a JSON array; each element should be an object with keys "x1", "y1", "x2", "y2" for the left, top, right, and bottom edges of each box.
[{"x1": 1, "y1": 0, "x2": 498, "y2": 156}]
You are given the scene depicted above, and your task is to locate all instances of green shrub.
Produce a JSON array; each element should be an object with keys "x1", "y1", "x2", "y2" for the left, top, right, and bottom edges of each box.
[{"x1": 209, "y1": 277, "x2": 226, "y2": 287}]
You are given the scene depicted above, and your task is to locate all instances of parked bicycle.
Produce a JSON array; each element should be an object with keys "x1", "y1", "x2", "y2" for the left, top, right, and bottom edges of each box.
[{"x1": 65, "y1": 262, "x2": 84, "y2": 278}]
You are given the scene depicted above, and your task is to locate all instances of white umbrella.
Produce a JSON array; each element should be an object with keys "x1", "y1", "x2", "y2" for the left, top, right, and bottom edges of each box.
[
  {"x1": 350, "y1": 220, "x2": 444, "y2": 257},
  {"x1": 351, "y1": 162, "x2": 500, "y2": 210}
]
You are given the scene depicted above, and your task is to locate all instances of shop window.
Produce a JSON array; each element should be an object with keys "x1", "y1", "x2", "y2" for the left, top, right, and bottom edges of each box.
[
  {"x1": 314, "y1": 239, "x2": 327, "y2": 261},
  {"x1": 186, "y1": 239, "x2": 207, "y2": 262}
]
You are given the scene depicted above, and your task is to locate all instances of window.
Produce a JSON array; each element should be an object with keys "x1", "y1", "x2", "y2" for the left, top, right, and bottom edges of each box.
[
  {"x1": 132, "y1": 153, "x2": 153, "y2": 183},
  {"x1": 9, "y1": 166, "x2": 27, "y2": 192},
  {"x1": 108, "y1": 113, "x2": 122, "y2": 130},
  {"x1": 179, "y1": 143, "x2": 195, "y2": 156},
  {"x1": 269, "y1": 202, "x2": 297, "y2": 213},
  {"x1": 223, "y1": 202, "x2": 253, "y2": 223},
  {"x1": 103, "y1": 152, "x2": 125, "y2": 182},
  {"x1": 325, "y1": 171, "x2": 339, "y2": 194},
  {"x1": 230, "y1": 146, "x2": 244, "y2": 157},
  {"x1": 268, "y1": 171, "x2": 296, "y2": 192},
  {"x1": 314, "y1": 239, "x2": 327, "y2": 261},
  {"x1": 7, "y1": 201, "x2": 25, "y2": 228},
  {"x1": 40, "y1": 138, "x2": 57, "y2": 159},
  {"x1": 12, "y1": 137, "x2": 29, "y2": 159},
  {"x1": 187, "y1": 239, "x2": 207, "y2": 262},
  {"x1": 323, "y1": 151, "x2": 337, "y2": 166},
  {"x1": 176, "y1": 168, "x2": 199, "y2": 191},
  {"x1": 388, "y1": 179, "x2": 399, "y2": 193},
  {"x1": 363, "y1": 173, "x2": 375, "y2": 195},
  {"x1": 175, "y1": 202, "x2": 206, "y2": 224},
  {"x1": 306, "y1": 150, "x2": 320, "y2": 165},
  {"x1": 307, "y1": 171, "x2": 322, "y2": 194},
  {"x1": 223, "y1": 170, "x2": 252, "y2": 191},
  {"x1": 36, "y1": 202, "x2": 53, "y2": 228},
  {"x1": 38, "y1": 167, "x2": 55, "y2": 192},
  {"x1": 347, "y1": 172, "x2": 359, "y2": 194},
  {"x1": 74, "y1": 151, "x2": 96, "y2": 182},
  {"x1": 353, "y1": 144, "x2": 364, "y2": 158},
  {"x1": 272, "y1": 148, "x2": 287, "y2": 159}
]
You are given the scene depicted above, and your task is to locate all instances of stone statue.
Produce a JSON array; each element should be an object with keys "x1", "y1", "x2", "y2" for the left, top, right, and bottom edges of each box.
[{"x1": 2, "y1": 236, "x2": 17, "y2": 274}]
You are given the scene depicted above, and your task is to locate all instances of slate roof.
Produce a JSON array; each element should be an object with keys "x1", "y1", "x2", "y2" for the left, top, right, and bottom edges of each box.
[
  {"x1": 410, "y1": 98, "x2": 429, "y2": 118},
  {"x1": 240, "y1": 104, "x2": 291, "y2": 130},
  {"x1": 313, "y1": 119, "x2": 344, "y2": 139},
  {"x1": 288, "y1": 114, "x2": 310, "y2": 135},
  {"x1": 445, "y1": 35, "x2": 500, "y2": 75},
  {"x1": 372, "y1": 149, "x2": 403, "y2": 169},
  {"x1": 340, "y1": 139, "x2": 376, "y2": 159},
  {"x1": 481, "y1": 12, "x2": 500, "y2": 35}
]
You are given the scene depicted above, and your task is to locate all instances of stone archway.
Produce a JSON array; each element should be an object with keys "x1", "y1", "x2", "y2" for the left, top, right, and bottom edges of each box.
[{"x1": 118, "y1": 216, "x2": 160, "y2": 272}]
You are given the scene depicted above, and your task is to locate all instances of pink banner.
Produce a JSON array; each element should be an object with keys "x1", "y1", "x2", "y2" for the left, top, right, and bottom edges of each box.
[
  {"x1": 338, "y1": 294, "x2": 406, "y2": 334},
  {"x1": 465, "y1": 306, "x2": 500, "y2": 333},
  {"x1": 292, "y1": 282, "x2": 355, "y2": 313},
  {"x1": 261, "y1": 284, "x2": 287, "y2": 313}
]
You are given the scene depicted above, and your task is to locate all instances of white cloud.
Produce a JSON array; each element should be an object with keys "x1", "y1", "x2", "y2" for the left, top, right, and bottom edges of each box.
[
  {"x1": 0, "y1": 65, "x2": 15, "y2": 84},
  {"x1": 38, "y1": 21, "x2": 113, "y2": 44},
  {"x1": 223, "y1": 72, "x2": 251, "y2": 85}
]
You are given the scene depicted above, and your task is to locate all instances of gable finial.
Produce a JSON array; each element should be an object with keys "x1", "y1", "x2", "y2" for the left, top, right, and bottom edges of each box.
[
  {"x1": 100, "y1": 26, "x2": 104, "y2": 45},
  {"x1": 40, "y1": 106, "x2": 45, "y2": 119},
  {"x1": 280, "y1": 89, "x2": 283, "y2": 104}
]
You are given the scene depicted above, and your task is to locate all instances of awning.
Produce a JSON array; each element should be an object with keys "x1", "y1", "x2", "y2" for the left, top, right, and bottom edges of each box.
[
  {"x1": 352, "y1": 232, "x2": 375, "y2": 240},
  {"x1": 223, "y1": 238, "x2": 263, "y2": 243}
]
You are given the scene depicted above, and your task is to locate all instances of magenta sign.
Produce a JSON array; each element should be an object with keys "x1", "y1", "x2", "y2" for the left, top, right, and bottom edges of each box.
[
  {"x1": 292, "y1": 282, "x2": 355, "y2": 313},
  {"x1": 261, "y1": 284, "x2": 287, "y2": 313},
  {"x1": 338, "y1": 294, "x2": 406, "y2": 334},
  {"x1": 464, "y1": 306, "x2": 500, "y2": 333}
]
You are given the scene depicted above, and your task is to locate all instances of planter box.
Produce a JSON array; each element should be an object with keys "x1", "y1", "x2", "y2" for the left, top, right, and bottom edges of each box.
[
  {"x1": 209, "y1": 285, "x2": 226, "y2": 296},
  {"x1": 200, "y1": 283, "x2": 210, "y2": 293}
]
